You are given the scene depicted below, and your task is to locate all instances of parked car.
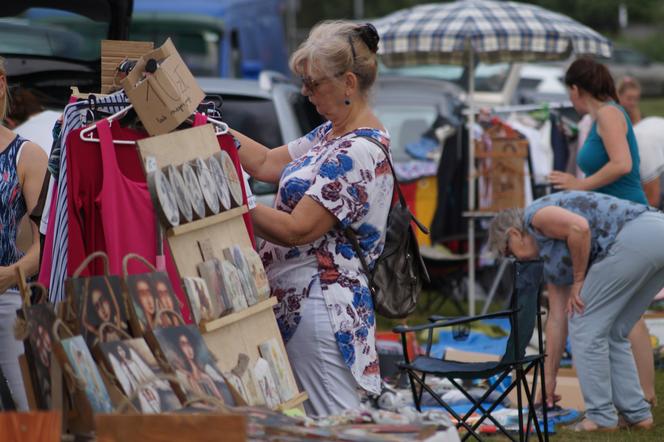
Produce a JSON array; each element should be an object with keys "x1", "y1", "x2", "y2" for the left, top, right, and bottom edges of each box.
[
  {"x1": 514, "y1": 63, "x2": 568, "y2": 105},
  {"x1": 379, "y1": 61, "x2": 520, "y2": 107},
  {"x1": 1, "y1": 0, "x2": 132, "y2": 107},
  {"x1": 606, "y1": 47, "x2": 664, "y2": 97},
  {"x1": 27, "y1": 0, "x2": 290, "y2": 79}
]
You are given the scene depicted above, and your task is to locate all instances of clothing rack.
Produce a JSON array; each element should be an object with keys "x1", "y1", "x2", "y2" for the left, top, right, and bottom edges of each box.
[
  {"x1": 465, "y1": 100, "x2": 572, "y2": 315},
  {"x1": 463, "y1": 100, "x2": 573, "y2": 115}
]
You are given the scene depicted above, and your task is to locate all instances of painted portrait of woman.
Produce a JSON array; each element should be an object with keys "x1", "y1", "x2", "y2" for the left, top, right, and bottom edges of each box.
[
  {"x1": 80, "y1": 276, "x2": 128, "y2": 346},
  {"x1": 154, "y1": 325, "x2": 235, "y2": 405},
  {"x1": 102, "y1": 339, "x2": 180, "y2": 413}
]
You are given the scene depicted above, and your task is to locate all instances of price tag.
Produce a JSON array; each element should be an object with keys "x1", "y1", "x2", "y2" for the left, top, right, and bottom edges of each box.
[{"x1": 145, "y1": 155, "x2": 158, "y2": 173}]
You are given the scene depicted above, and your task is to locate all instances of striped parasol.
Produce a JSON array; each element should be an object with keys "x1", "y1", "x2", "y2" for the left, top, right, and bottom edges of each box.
[{"x1": 374, "y1": 0, "x2": 612, "y2": 67}]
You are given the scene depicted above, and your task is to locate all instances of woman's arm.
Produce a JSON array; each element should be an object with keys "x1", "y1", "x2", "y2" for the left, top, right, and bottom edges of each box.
[
  {"x1": 549, "y1": 106, "x2": 632, "y2": 191},
  {"x1": 0, "y1": 142, "x2": 47, "y2": 291},
  {"x1": 231, "y1": 129, "x2": 293, "y2": 184},
  {"x1": 250, "y1": 196, "x2": 337, "y2": 247},
  {"x1": 531, "y1": 206, "x2": 591, "y2": 283},
  {"x1": 531, "y1": 206, "x2": 591, "y2": 314}
]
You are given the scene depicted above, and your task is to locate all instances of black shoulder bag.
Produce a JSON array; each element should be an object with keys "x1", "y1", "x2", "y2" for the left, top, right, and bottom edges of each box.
[{"x1": 345, "y1": 136, "x2": 430, "y2": 319}]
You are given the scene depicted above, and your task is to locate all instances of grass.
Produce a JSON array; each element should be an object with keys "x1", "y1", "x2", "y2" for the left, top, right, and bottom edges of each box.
[
  {"x1": 380, "y1": 289, "x2": 664, "y2": 440},
  {"x1": 639, "y1": 97, "x2": 664, "y2": 118},
  {"x1": 555, "y1": 372, "x2": 664, "y2": 441}
]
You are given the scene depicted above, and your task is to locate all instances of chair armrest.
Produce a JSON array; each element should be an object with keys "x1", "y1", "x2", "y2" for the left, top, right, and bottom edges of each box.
[
  {"x1": 393, "y1": 309, "x2": 515, "y2": 335},
  {"x1": 428, "y1": 309, "x2": 515, "y2": 325}
]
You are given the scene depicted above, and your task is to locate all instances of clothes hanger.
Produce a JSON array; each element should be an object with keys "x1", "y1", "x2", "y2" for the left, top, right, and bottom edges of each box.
[{"x1": 79, "y1": 104, "x2": 137, "y2": 145}]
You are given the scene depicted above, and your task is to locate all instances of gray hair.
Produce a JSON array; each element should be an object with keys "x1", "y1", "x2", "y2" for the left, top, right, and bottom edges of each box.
[
  {"x1": 289, "y1": 20, "x2": 378, "y2": 97},
  {"x1": 488, "y1": 208, "x2": 526, "y2": 257}
]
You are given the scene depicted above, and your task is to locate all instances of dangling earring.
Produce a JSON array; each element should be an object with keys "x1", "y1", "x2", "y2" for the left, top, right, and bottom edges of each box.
[{"x1": 344, "y1": 97, "x2": 351, "y2": 106}]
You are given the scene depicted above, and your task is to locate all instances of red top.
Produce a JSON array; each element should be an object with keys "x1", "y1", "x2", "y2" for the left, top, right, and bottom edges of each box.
[{"x1": 65, "y1": 118, "x2": 255, "y2": 323}]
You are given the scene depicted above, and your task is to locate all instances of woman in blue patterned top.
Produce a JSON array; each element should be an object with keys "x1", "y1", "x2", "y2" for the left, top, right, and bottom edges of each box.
[
  {"x1": 0, "y1": 57, "x2": 48, "y2": 409},
  {"x1": 489, "y1": 191, "x2": 664, "y2": 431},
  {"x1": 229, "y1": 22, "x2": 391, "y2": 416},
  {"x1": 547, "y1": 57, "x2": 655, "y2": 411}
]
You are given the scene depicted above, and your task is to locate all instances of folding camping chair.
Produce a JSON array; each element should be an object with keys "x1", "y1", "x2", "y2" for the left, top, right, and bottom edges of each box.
[{"x1": 393, "y1": 259, "x2": 548, "y2": 441}]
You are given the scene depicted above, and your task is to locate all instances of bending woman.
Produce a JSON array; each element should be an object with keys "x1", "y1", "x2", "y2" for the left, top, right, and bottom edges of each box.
[{"x1": 490, "y1": 190, "x2": 662, "y2": 431}]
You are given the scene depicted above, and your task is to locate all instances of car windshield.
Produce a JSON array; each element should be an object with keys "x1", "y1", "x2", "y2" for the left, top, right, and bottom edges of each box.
[
  {"x1": 0, "y1": 9, "x2": 222, "y2": 76},
  {"x1": 380, "y1": 62, "x2": 511, "y2": 93}
]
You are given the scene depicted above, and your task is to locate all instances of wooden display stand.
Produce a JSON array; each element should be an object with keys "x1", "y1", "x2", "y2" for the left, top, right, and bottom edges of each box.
[
  {"x1": 137, "y1": 124, "x2": 307, "y2": 412},
  {"x1": 474, "y1": 126, "x2": 529, "y2": 212}
]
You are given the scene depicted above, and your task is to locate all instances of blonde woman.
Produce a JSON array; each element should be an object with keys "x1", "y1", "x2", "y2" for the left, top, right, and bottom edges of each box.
[
  {"x1": 0, "y1": 57, "x2": 47, "y2": 410},
  {"x1": 231, "y1": 21, "x2": 391, "y2": 416}
]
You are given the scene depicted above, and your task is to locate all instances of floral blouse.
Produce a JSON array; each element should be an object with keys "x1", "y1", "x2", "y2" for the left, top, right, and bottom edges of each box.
[{"x1": 260, "y1": 122, "x2": 392, "y2": 394}]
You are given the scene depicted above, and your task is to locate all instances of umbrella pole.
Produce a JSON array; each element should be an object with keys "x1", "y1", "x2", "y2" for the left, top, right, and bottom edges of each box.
[{"x1": 468, "y1": 49, "x2": 476, "y2": 316}]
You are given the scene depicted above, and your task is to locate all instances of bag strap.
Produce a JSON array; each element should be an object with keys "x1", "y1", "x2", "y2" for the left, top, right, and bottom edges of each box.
[
  {"x1": 345, "y1": 228, "x2": 375, "y2": 294},
  {"x1": 354, "y1": 135, "x2": 429, "y2": 234}
]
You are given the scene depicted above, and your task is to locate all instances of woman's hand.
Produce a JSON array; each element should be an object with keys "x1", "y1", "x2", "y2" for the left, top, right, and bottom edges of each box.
[
  {"x1": 0, "y1": 265, "x2": 17, "y2": 293},
  {"x1": 548, "y1": 171, "x2": 583, "y2": 190},
  {"x1": 567, "y1": 281, "x2": 585, "y2": 317}
]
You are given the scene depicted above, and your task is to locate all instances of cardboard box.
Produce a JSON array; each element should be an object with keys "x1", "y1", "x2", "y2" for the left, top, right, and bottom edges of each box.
[{"x1": 121, "y1": 38, "x2": 204, "y2": 136}]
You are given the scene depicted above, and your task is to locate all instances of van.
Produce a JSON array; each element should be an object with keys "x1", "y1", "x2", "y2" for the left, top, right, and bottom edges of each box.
[
  {"x1": 133, "y1": 0, "x2": 290, "y2": 78},
  {"x1": 25, "y1": 0, "x2": 290, "y2": 79}
]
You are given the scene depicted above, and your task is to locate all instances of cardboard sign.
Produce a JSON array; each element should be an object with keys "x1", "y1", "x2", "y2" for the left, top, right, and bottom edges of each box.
[
  {"x1": 101, "y1": 40, "x2": 154, "y2": 94},
  {"x1": 121, "y1": 38, "x2": 204, "y2": 136},
  {"x1": 475, "y1": 137, "x2": 528, "y2": 212}
]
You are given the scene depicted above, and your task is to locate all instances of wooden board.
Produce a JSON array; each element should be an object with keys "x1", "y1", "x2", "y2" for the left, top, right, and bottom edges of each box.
[
  {"x1": 101, "y1": 40, "x2": 154, "y2": 94},
  {"x1": 0, "y1": 411, "x2": 61, "y2": 442},
  {"x1": 137, "y1": 125, "x2": 306, "y2": 413},
  {"x1": 202, "y1": 298, "x2": 303, "y2": 410},
  {"x1": 95, "y1": 413, "x2": 246, "y2": 442}
]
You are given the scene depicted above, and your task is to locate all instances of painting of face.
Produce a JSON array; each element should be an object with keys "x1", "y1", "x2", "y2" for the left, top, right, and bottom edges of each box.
[
  {"x1": 127, "y1": 272, "x2": 183, "y2": 332},
  {"x1": 100, "y1": 338, "x2": 181, "y2": 413},
  {"x1": 68, "y1": 275, "x2": 128, "y2": 347},
  {"x1": 61, "y1": 336, "x2": 113, "y2": 413},
  {"x1": 21, "y1": 304, "x2": 57, "y2": 409},
  {"x1": 152, "y1": 325, "x2": 235, "y2": 405}
]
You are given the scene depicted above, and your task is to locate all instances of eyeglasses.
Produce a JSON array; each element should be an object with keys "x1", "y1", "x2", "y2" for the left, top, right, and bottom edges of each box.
[
  {"x1": 299, "y1": 72, "x2": 344, "y2": 93},
  {"x1": 300, "y1": 75, "x2": 327, "y2": 93}
]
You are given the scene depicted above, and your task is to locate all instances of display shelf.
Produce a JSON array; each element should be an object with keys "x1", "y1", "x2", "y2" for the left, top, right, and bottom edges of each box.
[
  {"x1": 199, "y1": 297, "x2": 277, "y2": 333},
  {"x1": 167, "y1": 206, "x2": 248, "y2": 238},
  {"x1": 276, "y1": 391, "x2": 309, "y2": 412}
]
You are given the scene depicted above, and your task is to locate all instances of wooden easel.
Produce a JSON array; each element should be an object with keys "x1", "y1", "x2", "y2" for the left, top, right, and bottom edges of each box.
[{"x1": 136, "y1": 124, "x2": 308, "y2": 412}]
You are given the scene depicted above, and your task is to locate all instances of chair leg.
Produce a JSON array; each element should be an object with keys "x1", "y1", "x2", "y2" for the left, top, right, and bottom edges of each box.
[
  {"x1": 448, "y1": 377, "x2": 518, "y2": 442},
  {"x1": 538, "y1": 358, "x2": 549, "y2": 442},
  {"x1": 516, "y1": 367, "x2": 525, "y2": 442},
  {"x1": 409, "y1": 374, "x2": 485, "y2": 440},
  {"x1": 406, "y1": 369, "x2": 422, "y2": 412},
  {"x1": 520, "y1": 362, "x2": 543, "y2": 441}
]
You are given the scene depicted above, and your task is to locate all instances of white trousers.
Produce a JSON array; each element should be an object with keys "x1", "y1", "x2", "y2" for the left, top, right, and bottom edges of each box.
[
  {"x1": 285, "y1": 279, "x2": 360, "y2": 417},
  {"x1": 0, "y1": 292, "x2": 27, "y2": 410}
]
